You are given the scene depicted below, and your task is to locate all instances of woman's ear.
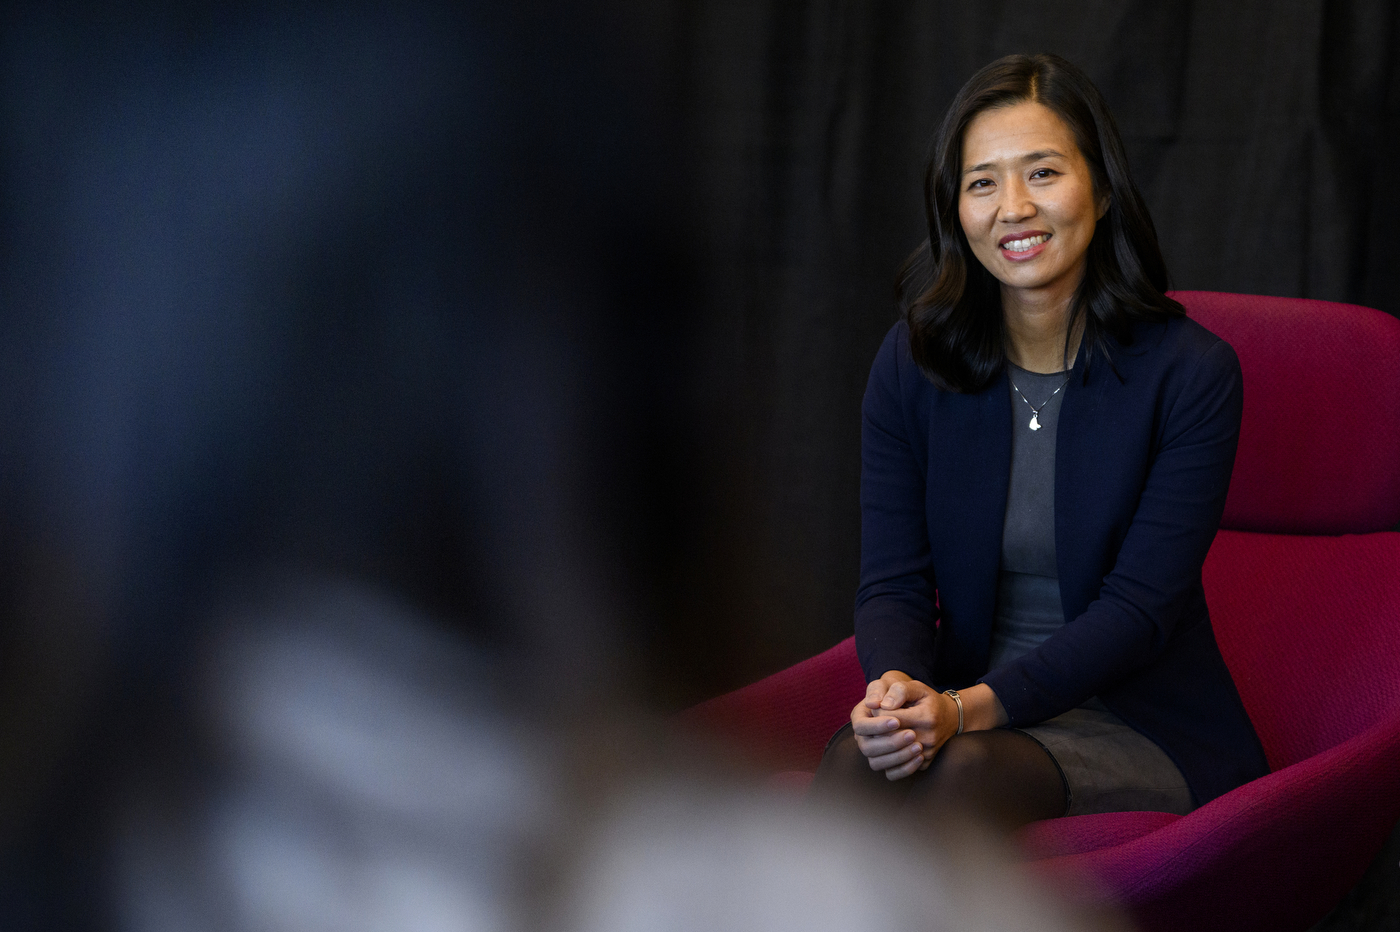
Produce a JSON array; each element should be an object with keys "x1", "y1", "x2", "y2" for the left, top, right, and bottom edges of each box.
[{"x1": 1096, "y1": 192, "x2": 1111, "y2": 220}]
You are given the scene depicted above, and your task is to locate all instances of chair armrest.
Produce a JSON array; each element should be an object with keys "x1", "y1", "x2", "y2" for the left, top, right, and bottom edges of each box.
[
  {"x1": 680, "y1": 636, "x2": 867, "y2": 772},
  {"x1": 1029, "y1": 705, "x2": 1400, "y2": 932}
]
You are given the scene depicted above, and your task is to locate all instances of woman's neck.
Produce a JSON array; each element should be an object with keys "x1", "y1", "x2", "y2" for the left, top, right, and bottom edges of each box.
[{"x1": 1002, "y1": 289, "x2": 1084, "y2": 373}]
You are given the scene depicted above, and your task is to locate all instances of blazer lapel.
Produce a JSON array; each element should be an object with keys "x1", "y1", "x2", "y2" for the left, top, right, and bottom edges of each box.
[
  {"x1": 926, "y1": 368, "x2": 1012, "y2": 685},
  {"x1": 1055, "y1": 345, "x2": 1122, "y2": 628}
]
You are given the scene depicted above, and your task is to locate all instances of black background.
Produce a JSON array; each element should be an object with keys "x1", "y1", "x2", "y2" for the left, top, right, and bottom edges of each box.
[{"x1": 666, "y1": 0, "x2": 1400, "y2": 704}]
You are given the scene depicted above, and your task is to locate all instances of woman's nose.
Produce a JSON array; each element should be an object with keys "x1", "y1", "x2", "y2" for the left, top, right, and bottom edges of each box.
[{"x1": 996, "y1": 182, "x2": 1035, "y2": 223}]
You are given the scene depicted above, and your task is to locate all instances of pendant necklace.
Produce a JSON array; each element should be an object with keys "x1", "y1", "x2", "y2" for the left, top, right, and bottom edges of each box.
[{"x1": 1010, "y1": 372, "x2": 1071, "y2": 431}]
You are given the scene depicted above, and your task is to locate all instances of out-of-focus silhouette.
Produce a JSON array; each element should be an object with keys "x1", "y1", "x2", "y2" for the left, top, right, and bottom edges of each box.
[
  {"x1": 109, "y1": 579, "x2": 1129, "y2": 932},
  {"x1": 0, "y1": 2, "x2": 705, "y2": 925}
]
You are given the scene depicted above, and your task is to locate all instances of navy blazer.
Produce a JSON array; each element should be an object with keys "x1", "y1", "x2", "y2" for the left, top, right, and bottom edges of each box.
[{"x1": 854, "y1": 314, "x2": 1270, "y2": 806}]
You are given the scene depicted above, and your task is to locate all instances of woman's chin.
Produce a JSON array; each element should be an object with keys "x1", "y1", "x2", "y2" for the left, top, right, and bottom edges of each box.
[{"x1": 990, "y1": 256, "x2": 1086, "y2": 302}]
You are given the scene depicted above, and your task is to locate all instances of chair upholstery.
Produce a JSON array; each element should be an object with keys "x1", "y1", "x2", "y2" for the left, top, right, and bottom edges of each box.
[
  {"x1": 683, "y1": 292, "x2": 1400, "y2": 932},
  {"x1": 1192, "y1": 291, "x2": 1400, "y2": 535}
]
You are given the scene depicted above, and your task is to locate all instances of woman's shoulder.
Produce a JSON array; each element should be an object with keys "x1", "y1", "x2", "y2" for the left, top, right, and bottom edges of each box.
[
  {"x1": 879, "y1": 317, "x2": 913, "y2": 356},
  {"x1": 864, "y1": 317, "x2": 955, "y2": 441},
  {"x1": 868, "y1": 318, "x2": 919, "y2": 388},
  {"x1": 1166, "y1": 310, "x2": 1235, "y2": 356},
  {"x1": 1122, "y1": 311, "x2": 1240, "y2": 380},
  {"x1": 1112, "y1": 313, "x2": 1243, "y2": 435}
]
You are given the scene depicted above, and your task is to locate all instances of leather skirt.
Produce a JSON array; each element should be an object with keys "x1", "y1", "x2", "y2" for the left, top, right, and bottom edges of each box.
[{"x1": 1012, "y1": 695, "x2": 1195, "y2": 816}]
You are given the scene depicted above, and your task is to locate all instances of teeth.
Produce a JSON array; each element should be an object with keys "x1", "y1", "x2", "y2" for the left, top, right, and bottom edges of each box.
[{"x1": 1001, "y1": 234, "x2": 1048, "y2": 252}]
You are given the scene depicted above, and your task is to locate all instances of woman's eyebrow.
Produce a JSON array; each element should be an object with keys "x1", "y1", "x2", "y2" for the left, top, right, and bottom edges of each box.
[{"x1": 962, "y1": 149, "x2": 1068, "y2": 175}]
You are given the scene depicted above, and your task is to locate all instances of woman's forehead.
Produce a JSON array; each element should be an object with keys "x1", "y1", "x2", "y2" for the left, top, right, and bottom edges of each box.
[{"x1": 961, "y1": 101, "x2": 1079, "y2": 171}]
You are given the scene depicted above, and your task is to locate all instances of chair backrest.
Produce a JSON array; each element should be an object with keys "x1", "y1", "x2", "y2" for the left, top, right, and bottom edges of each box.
[
  {"x1": 1203, "y1": 529, "x2": 1400, "y2": 769},
  {"x1": 1174, "y1": 291, "x2": 1400, "y2": 534},
  {"x1": 1175, "y1": 292, "x2": 1400, "y2": 769}
]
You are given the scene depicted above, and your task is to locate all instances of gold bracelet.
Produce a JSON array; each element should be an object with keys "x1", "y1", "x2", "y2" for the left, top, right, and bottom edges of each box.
[{"x1": 943, "y1": 689, "x2": 965, "y2": 735}]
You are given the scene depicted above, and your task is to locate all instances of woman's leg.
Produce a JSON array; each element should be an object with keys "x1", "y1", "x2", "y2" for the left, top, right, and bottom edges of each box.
[
  {"x1": 810, "y1": 724, "x2": 1068, "y2": 831},
  {"x1": 901, "y1": 730, "x2": 1068, "y2": 831},
  {"x1": 809, "y1": 722, "x2": 916, "y2": 806}
]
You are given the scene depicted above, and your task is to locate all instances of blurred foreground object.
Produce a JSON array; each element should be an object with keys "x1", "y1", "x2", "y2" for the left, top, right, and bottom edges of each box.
[
  {"x1": 556, "y1": 786, "x2": 1128, "y2": 932},
  {"x1": 110, "y1": 580, "x2": 1127, "y2": 932},
  {"x1": 0, "y1": 3, "x2": 697, "y2": 921},
  {"x1": 110, "y1": 581, "x2": 547, "y2": 932}
]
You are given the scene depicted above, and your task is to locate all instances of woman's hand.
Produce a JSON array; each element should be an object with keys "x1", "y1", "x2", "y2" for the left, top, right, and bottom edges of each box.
[{"x1": 850, "y1": 672, "x2": 961, "y2": 781}]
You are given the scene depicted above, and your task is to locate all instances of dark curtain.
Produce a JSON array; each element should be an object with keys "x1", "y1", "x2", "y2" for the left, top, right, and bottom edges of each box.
[
  {"x1": 661, "y1": 0, "x2": 1400, "y2": 705},
  {"x1": 2, "y1": 2, "x2": 1396, "y2": 741}
]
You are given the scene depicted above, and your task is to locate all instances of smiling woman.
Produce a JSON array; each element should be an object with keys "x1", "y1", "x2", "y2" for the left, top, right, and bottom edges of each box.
[
  {"x1": 957, "y1": 101, "x2": 1108, "y2": 374},
  {"x1": 893, "y1": 54, "x2": 1182, "y2": 394},
  {"x1": 809, "y1": 54, "x2": 1270, "y2": 832}
]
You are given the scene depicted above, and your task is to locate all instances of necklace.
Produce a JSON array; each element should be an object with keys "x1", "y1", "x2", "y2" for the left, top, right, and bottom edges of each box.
[{"x1": 1009, "y1": 371, "x2": 1070, "y2": 431}]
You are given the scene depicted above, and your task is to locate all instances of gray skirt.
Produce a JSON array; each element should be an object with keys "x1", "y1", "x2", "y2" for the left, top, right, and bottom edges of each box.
[{"x1": 1012, "y1": 696, "x2": 1196, "y2": 817}]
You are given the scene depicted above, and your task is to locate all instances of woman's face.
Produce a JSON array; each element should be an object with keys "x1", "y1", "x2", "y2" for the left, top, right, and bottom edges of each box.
[{"x1": 957, "y1": 100, "x2": 1107, "y2": 307}]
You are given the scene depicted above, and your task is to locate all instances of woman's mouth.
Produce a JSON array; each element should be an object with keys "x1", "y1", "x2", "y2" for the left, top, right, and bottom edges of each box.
[{"x1": 999, "y1": 232, "x2": 1050, "y2": 261}]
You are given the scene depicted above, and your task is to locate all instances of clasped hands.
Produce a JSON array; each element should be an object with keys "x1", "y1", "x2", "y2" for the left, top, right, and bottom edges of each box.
[{"x1": 850, "y1": 672, "x2": 1008, "y2": 781}]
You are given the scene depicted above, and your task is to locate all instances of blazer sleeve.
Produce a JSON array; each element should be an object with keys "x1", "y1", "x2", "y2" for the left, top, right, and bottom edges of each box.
[
  {"x1": 977, "y1": 336, "x2": 1244, "y2": 725},
  {"x1": 853, "y1": 324, "x2": 939, "y2": 686}
]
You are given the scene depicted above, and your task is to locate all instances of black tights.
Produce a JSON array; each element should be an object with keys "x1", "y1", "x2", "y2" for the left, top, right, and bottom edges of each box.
[{"x1": 810, "y1": 723, "x2": 1069, "y2": 832}]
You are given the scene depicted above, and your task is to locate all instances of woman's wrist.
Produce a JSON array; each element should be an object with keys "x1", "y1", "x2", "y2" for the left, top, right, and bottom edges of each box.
[
  {"x1": 876, "y1": 671, "x2": 1007, "y2": 731},
  {"x1": 951, "y1": 683, "x2": 1009, "y2": 731}
]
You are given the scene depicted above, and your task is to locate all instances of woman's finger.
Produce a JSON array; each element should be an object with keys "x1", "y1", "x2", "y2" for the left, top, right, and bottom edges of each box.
[
  {"x1": 865, "y1": 741, "x2": 923, "y2": 772},
  {"x1": 850, "y1": 713, "x2": 901, "y2": 737},
  {"x1": 854, "y1": 729, "x2": 917, "y2": 758},
  {"x1": 879, "y1": 680, "x2": 907, "y2": 710},
  {"x1": 884, "y1": 752, "x2": 925, "y2": 781},
  {"x1": 885, "y1": 699, "x2": 934, "y2": 733},
  {"x1": 863, "y1": 680, "x2": 887, "y2": 709}
]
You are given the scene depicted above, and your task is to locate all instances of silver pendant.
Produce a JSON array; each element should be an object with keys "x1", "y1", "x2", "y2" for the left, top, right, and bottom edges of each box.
[{"x1": 1029, "y1": 413, "x2": 1041, "y2": 431}]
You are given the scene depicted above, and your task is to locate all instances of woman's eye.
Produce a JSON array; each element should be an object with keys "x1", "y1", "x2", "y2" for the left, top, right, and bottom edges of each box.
[
  {"x1": 967, "y1": 178, "x2": 993, "y2": 190},
  {"x1": 1030, "y1": 168, "x2": 1057, "y2": 180}
]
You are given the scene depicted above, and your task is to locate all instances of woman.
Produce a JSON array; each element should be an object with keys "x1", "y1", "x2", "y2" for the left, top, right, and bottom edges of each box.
[{"x1": 811, "y1": 54, "x2": 1269, "y2": 828}]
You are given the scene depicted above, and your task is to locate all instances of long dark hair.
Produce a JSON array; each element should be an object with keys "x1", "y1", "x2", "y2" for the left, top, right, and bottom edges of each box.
[{"x1": 897, "y1": 53, "x2": 1181, "y2": 392}]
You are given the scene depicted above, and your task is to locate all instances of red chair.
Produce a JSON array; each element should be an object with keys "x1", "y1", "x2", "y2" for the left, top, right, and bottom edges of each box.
[{"x1": 684, "y1": 292, "x2": 1400, "y2": 932}]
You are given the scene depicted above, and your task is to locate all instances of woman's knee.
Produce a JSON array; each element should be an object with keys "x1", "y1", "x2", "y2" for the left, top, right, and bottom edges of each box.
[
  {"x1": 923, "y1": 732, "x2": 1000, "y2": 788},
  {"x1": 811, "y1": 722, "x2": 910, "y2": 802},
  {"x1": 909, "y1": 729, "x2": 1067, "y2": 826},
  {"x1": 811, "y1": 722, "x2": 867, "y2": 786}
]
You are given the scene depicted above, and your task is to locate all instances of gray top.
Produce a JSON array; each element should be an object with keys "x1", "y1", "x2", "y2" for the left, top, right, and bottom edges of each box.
[{"x1": 988, "y1": 362, "x2": 1070, "y2": 671}]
